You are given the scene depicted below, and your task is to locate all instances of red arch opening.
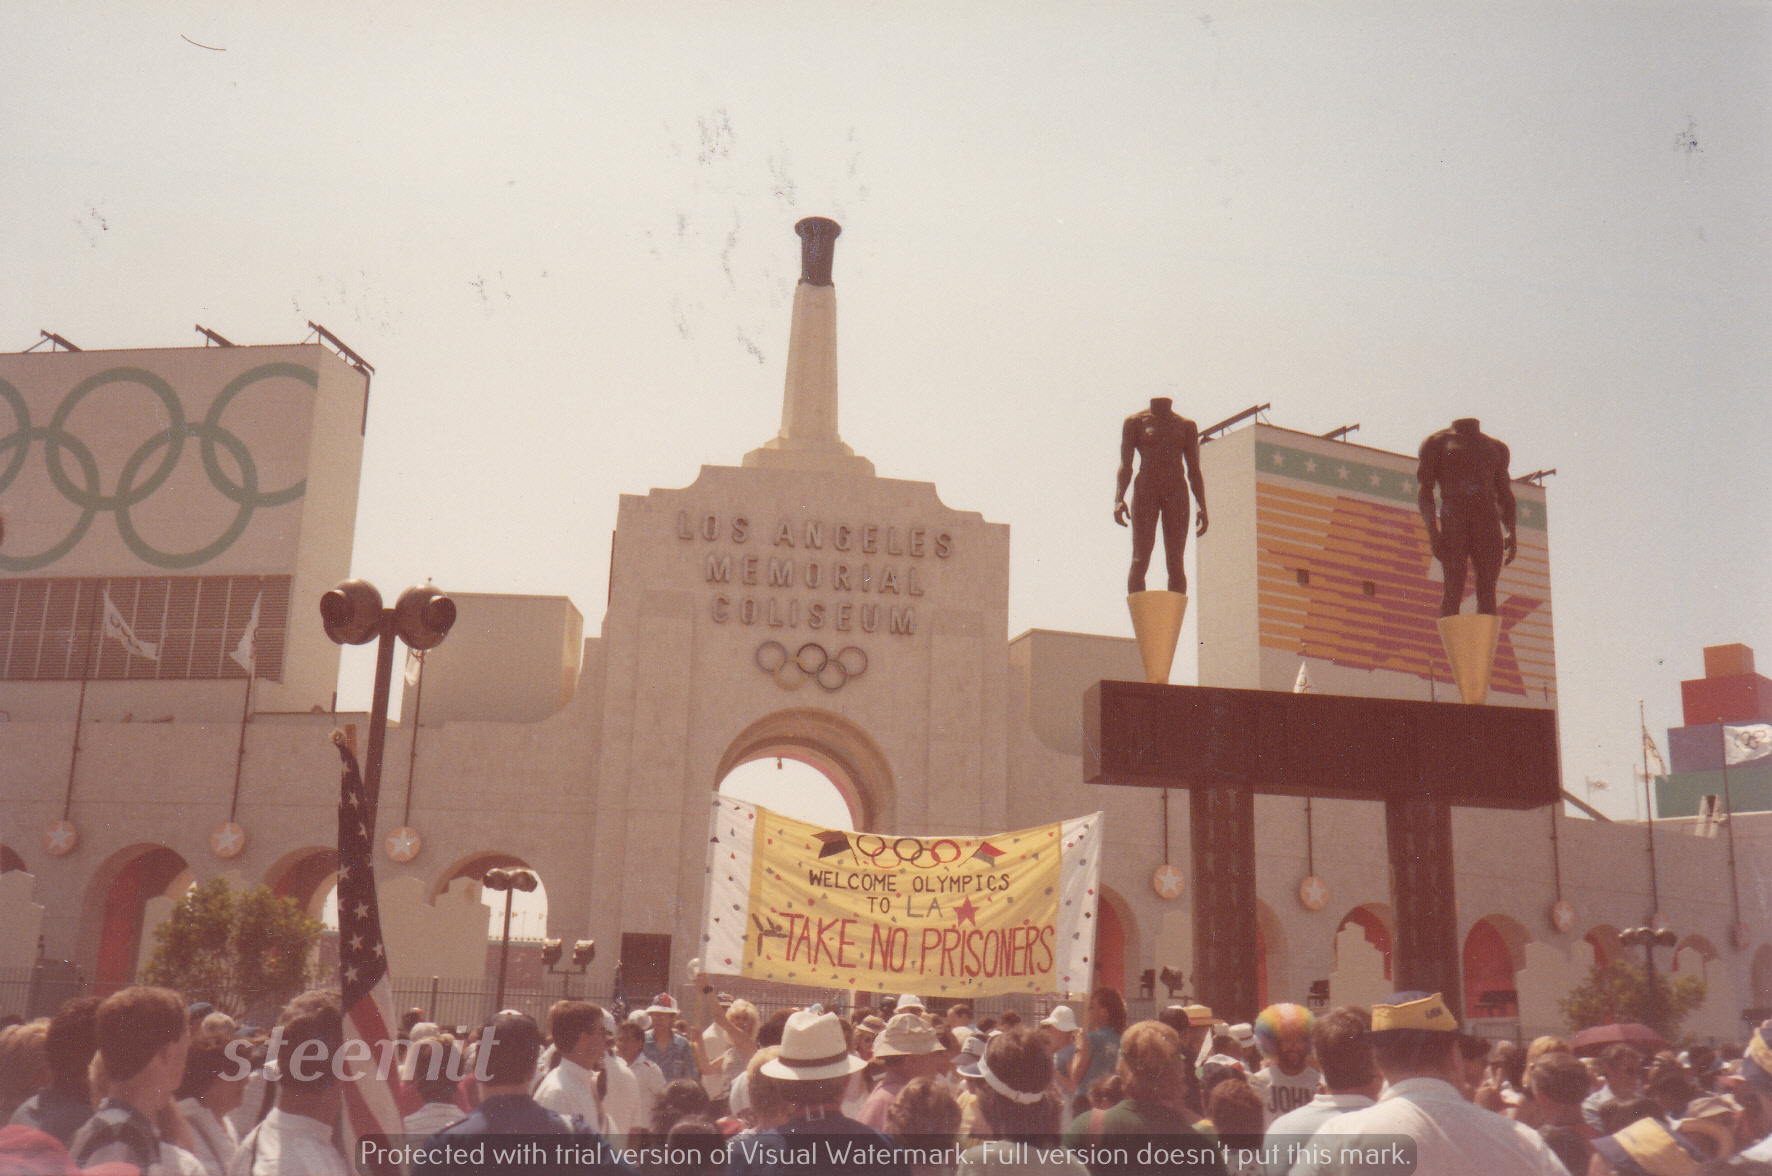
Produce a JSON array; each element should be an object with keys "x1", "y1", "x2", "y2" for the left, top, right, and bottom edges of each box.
[
  {"x1": 94, "y1": 846, "x2": 189, "y2": 995},
  {"x1": 1093, "y1": 897, "x2": 1125, "y2": 995},
  {"x1": 1463, "y1": 918, "x2": 1518, "y2": 1019}
]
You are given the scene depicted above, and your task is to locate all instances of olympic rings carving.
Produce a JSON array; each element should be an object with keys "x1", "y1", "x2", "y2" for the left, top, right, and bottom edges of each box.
[
  {"x1": 754, "y1": 640, "x2": 868, "y2": 692},
  {"x1": 849, "y1": 834, "x2": 962, "y2": 870},
  {"x1": 0, "y1": 364, "x2": 313, "y2": 572}
]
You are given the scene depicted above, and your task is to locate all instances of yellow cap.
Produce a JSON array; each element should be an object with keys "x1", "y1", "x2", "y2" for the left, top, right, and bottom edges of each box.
[{"x1": 1370, "y1": 991, "x2": 1458, "y2": 1036}]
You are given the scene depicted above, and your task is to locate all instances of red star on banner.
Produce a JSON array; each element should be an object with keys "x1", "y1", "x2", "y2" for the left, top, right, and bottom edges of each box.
[{"x1": 954, "y1": 895, "x2": 980, "y2": 926}]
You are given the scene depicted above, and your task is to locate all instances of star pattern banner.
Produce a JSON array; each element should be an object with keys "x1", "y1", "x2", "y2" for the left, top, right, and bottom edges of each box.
[{"x1": 701, "y1": 798, "x2": 1103, "y2": 997}]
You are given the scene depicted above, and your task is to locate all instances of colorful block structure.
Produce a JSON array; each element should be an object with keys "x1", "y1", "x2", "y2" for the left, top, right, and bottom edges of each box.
[{"x1": 1656, "y1": 644, "x2": 1772, "y2": 817}]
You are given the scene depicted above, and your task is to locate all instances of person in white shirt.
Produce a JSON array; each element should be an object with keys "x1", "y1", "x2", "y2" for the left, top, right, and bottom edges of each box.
[
  {"x1": 597, "y1": 1011, "x2": 642, "y2": 1146},
  {"x1": 1262, "y1": 1008, "x2": 1379, "y2": 1176},
  {"x1": 614, "y1": 1021, "x2": 666, "y2": 1129},
  {"x1": 1289, "y1": 991, "x2": 1566, "y2": 1176},
  {"x1": 173, "y1": 1032, "x2": 249, "y2": 1176},
  {"x1": 230, "y1": 992, "x2": 348, "y2": 1176},
  {"x1": 533, "y1": 1002, "x2": 611, "y2": 1137}
]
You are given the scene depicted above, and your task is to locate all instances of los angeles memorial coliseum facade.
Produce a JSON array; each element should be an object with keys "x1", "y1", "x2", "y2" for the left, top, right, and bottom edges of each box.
[{"x1": 2, "y1": 236, "x2": 1767, "y2": 1041}]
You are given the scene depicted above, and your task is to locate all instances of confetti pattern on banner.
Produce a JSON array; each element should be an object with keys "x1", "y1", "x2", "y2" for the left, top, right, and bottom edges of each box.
[{"x1": 701, "y1": 799, "x2": 1102, "y2": 997}]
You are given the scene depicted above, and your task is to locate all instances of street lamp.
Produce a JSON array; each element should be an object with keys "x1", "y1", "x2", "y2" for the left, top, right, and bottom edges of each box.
[
  {"x1": 542, "y1": 938, "x2": 596, "y2": 999},
  {"x1": 319, "y1": 580, "x2": 456, "y2": 813},
  {"x1": 483, "y1": 867, "x2": 539, "y2": 1012},
  {"x1": 1618, "y1": 925, "x2": 1679, "y2": 1035}
]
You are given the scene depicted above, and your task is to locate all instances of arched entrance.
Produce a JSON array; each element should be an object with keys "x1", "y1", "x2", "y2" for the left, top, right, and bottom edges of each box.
[
  {"x1": 1091, "y1": 886, "x2": 1134, "y2": 997},
  {"x1": 1338, "y1": 904, "x2": 1394, "y2": 980},
  {"x1": 265, "y1": 846, "x2": 339, "y2": 919},
  {"x1": 714, "y1": 707, "x2": 895, "y2": 832},
  {"x1": 83, "y1": 844, "x2": 192, "y2": 994},
  {"x1": 720, "y1": 757, "x2": 855, "y2": 830},
  {"x1": 1463, "y1": 914, "x2": 1528, "y2": 1021},
  {"x1": 1752, "y1": 944, "x2": 1772, "y2": 1010},
  {"x1": 428, "y1": 851, "x2": 550, "y2": 940},
  {"x1": 1585, "y1": 924, "x2": 1622, "y2": 966},
  {"x1": 1255, "y1": 899, "x2": 1286, "y2": 1010}
]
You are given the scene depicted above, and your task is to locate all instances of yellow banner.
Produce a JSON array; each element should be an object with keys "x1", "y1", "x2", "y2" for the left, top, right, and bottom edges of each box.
[{"x1": 702, "y1": 798, "x2": 1103, "y2": 998}]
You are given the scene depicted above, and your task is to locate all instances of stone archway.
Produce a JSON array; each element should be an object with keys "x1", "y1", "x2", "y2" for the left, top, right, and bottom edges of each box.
[
  {"x1": 81, "y1": 843, "x2": 191, "y2": 994},
  {"x1": 430, "y1": 850, "x2": 530, "y2": 902},
  {"x1": 1092, "y1": 885, "x2": 1135, "y2": 997},
  {"x1": 1752, "y1": 944, "x2": 1772, "y2": 1009},
  {"x1": 264, "y1": 846, "x2": 339, "y2": 919},
  {"x1": 1463, "y1": 915, "x2": 1528, "y2": 1020},
  {"x1": 1585, "y1": 924, "x2": 1622, "y2": 966},
  {"x1": 714, "y1": 707, "x2": 896, "y2": 832},
  {"x1": 1255, "y1": 899, "x2": 1287, "y2": 1010}
]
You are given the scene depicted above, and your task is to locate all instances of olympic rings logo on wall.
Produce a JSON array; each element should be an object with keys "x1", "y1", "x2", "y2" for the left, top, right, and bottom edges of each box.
[
  {"x1": 849, "y1": 834, "x2": 962, "y2": 870},
  {"x1": 0, "y1": 364, "x2": 314, "y2": 572},
  {"x1": 755, "y1": 641, "x2": 868, "y2": 692}
]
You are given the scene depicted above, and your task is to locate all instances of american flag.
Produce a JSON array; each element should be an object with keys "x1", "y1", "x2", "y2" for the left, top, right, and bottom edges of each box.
[{"x1": 333, "y1": 729, "x2": 405, "y2": 1175}]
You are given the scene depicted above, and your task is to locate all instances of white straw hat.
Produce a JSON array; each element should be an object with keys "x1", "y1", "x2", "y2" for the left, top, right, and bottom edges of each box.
[{"x1": 760, "y1": 1010, "x2": 867, "y2": 1082}]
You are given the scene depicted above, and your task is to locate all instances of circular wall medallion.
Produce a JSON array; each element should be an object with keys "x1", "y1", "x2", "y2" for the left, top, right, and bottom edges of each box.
[
  {"x1": 1299, "y1": 875, "x2": 1329, "y2": 912},
  {"x1": 1151, "y1": 864, "x2": 1184, "y2": 900},
  {"x1": 43, "y1": 820, "x2": 78, "y2": 856},
  {"x1": 384, "y1": 826, "x2": 421, "y2": 863},
  {"x1": 210, "y1": 822, "x2": 247, "y2": 858},
  {"x1": 1550, "y1": 900, "x2": 1576, "y2": 933}
]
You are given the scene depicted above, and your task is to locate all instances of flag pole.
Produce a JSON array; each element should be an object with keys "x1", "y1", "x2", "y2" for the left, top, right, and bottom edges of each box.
[
  {"x1": 1721, "y1": 757, "x2": 1741, "y2": 932},
  {"x1": 62, "y1": 582, "x2": 105, "y2": 822},
  {"x1": 227, "y1": 668, "x2": 252, "y2": 823},
  {"x1": 1640, "y1": 700, "x2": 1659, "y2": 921},
  {"x1": 401, "y1": 650, "x2": 425, "y2": 828}
]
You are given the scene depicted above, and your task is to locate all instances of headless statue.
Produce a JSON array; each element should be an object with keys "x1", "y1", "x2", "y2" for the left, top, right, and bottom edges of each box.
[
  {"x1": 1415, "y1": 418, "x2": 1517, "y2": 617},
  {"x1": 1115, "y1": 398, "x2": 1208, "y2": 595}
]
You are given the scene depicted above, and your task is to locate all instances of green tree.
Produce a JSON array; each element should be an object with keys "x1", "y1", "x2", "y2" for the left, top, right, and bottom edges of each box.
[
  {"x1": 1559, "y1": 957, "x2": 1707, "y2": 1040},
  {"x1": 141, "y1": 879, "x2": 324, "y2": 1021}
]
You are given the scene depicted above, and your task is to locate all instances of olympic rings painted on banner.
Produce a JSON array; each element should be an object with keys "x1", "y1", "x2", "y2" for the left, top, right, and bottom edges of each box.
[
  {"x1": 0, "y1": 364, "x2": 313, "y2": 572},
  {"x1": 849, "y1": 834, "x2": 962, "y2": 869},
  {"x1": 754, "y1": 640, "x2": 868, "y2": 692}
]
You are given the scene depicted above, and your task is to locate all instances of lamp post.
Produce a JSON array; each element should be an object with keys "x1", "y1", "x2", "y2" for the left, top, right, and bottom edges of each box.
[
  {"x1": 1618, "y1": 925, "x2": 1678, "y2": 1035},
  {"x1": 483, "y1": 867, "x2": 539, "y2": 1012},
  {"x1": 542, "y1": 938, "x2": 596, "y2": 999},
  {"x1": 319, "y1": 580, "x2": 456, "y2": 813}
]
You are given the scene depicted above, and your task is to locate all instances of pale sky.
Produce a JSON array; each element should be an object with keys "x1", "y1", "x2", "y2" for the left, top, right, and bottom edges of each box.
[{"x1": 5, "y1": 2, "x2": 1770, "y2": 825}]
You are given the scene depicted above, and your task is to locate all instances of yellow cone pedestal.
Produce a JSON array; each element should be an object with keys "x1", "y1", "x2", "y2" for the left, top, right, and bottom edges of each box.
[
  {"x1": 1128, "y1": 591, "x2": 1188, "y2": 685},
  {"x1": 1437, "y1": 612, "x2": 1502, "y2": 705}
]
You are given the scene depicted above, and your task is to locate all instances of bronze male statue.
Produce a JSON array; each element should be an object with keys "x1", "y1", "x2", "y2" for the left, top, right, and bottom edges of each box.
[
  {"x1": 1416, "y1": 418, "x2": 1517, "y2": 617},
  {"x1": 1115, "y1": 397, "x2": 1208, "y2": 595}
]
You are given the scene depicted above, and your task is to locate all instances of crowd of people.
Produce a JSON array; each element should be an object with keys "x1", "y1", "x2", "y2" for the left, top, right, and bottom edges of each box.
[{"x1": 4, "y1": 978, "x2": 1772, "y2": 1176}]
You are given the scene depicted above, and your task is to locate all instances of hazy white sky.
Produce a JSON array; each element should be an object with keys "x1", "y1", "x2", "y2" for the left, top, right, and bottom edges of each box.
[{"x1": 5, "y1": 2, "x2": 1769, "y2": 823}]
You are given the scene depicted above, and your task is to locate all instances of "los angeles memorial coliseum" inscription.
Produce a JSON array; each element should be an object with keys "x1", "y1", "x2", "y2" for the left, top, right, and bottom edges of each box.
[{"x1": 678, "y1": 511, "x2": 951, "y2": 637}]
